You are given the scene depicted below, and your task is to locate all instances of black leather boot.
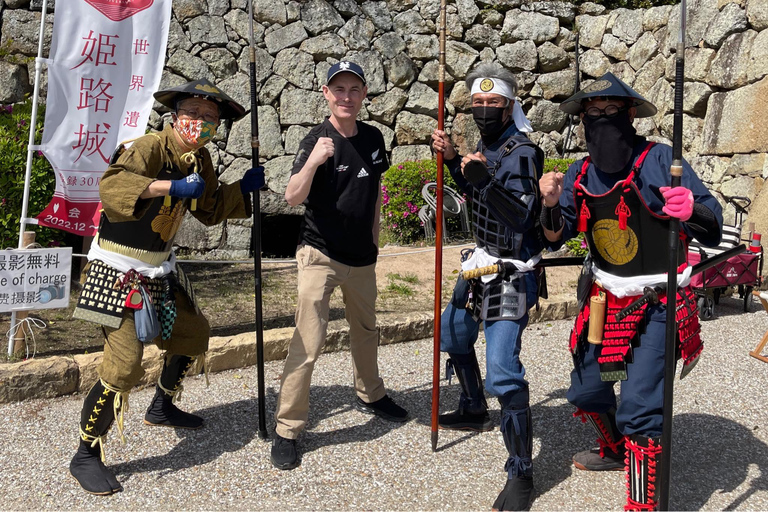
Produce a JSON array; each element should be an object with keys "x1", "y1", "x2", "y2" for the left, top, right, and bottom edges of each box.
[
  {"x1": 144, "y1": 355, "x2": 203, "y2": 429},
  {"x1": 438, "y1": 351, "x2": 493, "y2": 432},
  {"x1": 492, "y1": 391, "x2": 534, "y2": 511},
  {"x1": 70, "y1": 380, "x2": 124, "y2": 495},
  {"x1": 572, "y1": 407, "x2": 625, "y2": 471},
  {"x1": 625, "y1": 434, "x2": 663, "y2": 511}
]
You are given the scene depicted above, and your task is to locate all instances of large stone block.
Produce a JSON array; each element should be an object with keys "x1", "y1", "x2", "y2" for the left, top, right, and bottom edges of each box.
[
  {"x1": 448, "y1": 81, "x2": 471, "y2": 111},
  {"x1": 601, "y1": 34, "x2": 628, "y2": 61},
  {"x1": 263, "y1": 155, "x2": 298, "y2": 196},
  {"x1": 701, "y1": 77, "x2": 768, "y2": 154},
  {"x1": 253, "y1": 0, "x2": 287, "y2": 24},
  {"x1": 747, "y1": 0, "x2": 768, "y2": 30},
  {"x1": 465, "y1": 24, "x2": 501, "y2": 49},
  {"x1": 300, "y1": 33, "x2": 348, "y2": 60},
  {"x1": 366, "y1": 120, "x2": 395, "y2": 151},
  {"x1": 450, "y1": 112, "x2": 480, "y2": 155},
  {"x1": 168, "y1": 18, "x2": 194, "y2": 53},
  {"x1": 664, "y1": 48, "x2": 716, "y2": 82},
  {"x1": 265, "y1": 21, "x2": 308, "y2": 54},
  {"x1": 173, "y1": 0, "x2": 206, "y2": 21},
  {"x1": 419, "y1": 60, "x2": 456, "y2": 87},
  {"x1": 707, "y1": 30, "x2": 757, "y2": 89},
  {"x1": 575, "y1": 14, "x2": 609, "y2": 49},
  {"x1": 527, "y1": 99, "x2": 567, "y2": 132},
  {"x1": 405, "y1": 81, "x2": 438, "y2": 117},
  {"x1": 167, "y1": 50, "x2": 214, "y2": 82},
  {"x1": 390, "y1": 144, "x2": 432, "y2": 164},
  {"x1": 393, "y1": 9, "x2": 431, "y2": 36},
  {"x1": 643, "y1": 5, "x2": 673, "y2": 31},
  {"x1": 301, "y1": 0, "x2": 345, "y2": 35},
  {"x1": 406, "y1": 34, "x2": 439, "y2": 60},
  {"x1": 362, "y1": 1, "x2": 393, "y2": 30},
  {"x1": 663, "y1": 0, "x2": 719, "y2": 54},
  {"x1": 501, "y1": 10, "x2": 559, "y2": 44},
  {"x1": 217, "y1": 73, "x2": 251, "y2": 112},
  {"x1": 704, "y1": 2, "x2": 748, "y2": 48},
  {"x1": 273, "y1": 48, "x2": 315, "y2": 89},
  {"x1": 683, "y1": 82, "x2": 713, "y2": 117},
  {"x1": 279, "y1": 89, "x2": 328, "y2": 125},
  {"x1": 521, "y1": 1, "x2": 576, "y2": 23},
  {"x1": 579, "y1": 49, "x2": 611, "y2": 78},
  {"x1": 348, "y1": 50, "x2": 387, "y2": 95},
  {"x1": 176, "y1": 215, "x2": 225, "y2": 251},
  {"x1": 334, "y1": 0, "x2": 362, "y2": 17},
  {"x1": 0, "y1": 357, "x2": 78, "y2": 403},
  {"x1": 496, "y1": 40, "x2": 538, "y2": 71},
  {"x1": 748, "y1": 29, "x2": 768, "y2": 82},
  {"x1": 188, "y1": 15, "x2": 229, "y2": 45},
  {"x1": 456, "y1": 0, "x2": 480, "y2": 26},
  {"x1": 368, "y1": 88, "x2": 408, "y2": 124},
  {"x1": 395, "y1": 111, "x2": 436, "y2": 145},
  {"x1": 445, "y1": 41, "x2": 479, "y2": 78},
  {"x1": 229, "y1": 106, "x2": 284, "y2": 159},
  {"x1": 200, "y1": 48, "x2": 238, "y2": 80},
  {"x1": 385, "y1": 52, "x2": 418, "y2": 88},
  {"x1": 259, "y1": 75, "x2": 287, "y2": 105},
  {"x1": 285, "y1": 125, "x2": 312, "y2": 155},
  {"x1": 537, "y1": 41, "x2": 570, "y2": 72},
  {"x1": 237, "y1": 46, "x2": 274, "y2": 84},
  {"x1": 0, "y1": 61, "x2": 30, "y2": 103},
  {"x1": 1, "y1": 10, "x2": 52, "y2": 56},
  {"x1": 633, "y1": 54, "x2": 665, "y2": 97},
  {"x1": 628, "y1": 32, "x2": 659, "y2": 71},
  {"x1": 339, "y1": 15, "x2": 376, "y2": 51},
  {"x1": 374, "y1": 32, "x2": 406, "y2": 59},
  {"x1": 535, "y1": 68, "x2": 576, "y2": 100}
]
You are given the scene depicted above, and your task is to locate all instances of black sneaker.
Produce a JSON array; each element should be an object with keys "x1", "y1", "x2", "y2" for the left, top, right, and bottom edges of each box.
[
  {"x1": 271, "y1": 434, "x2": 300, "y2": 470},
  {"x1": 572, "y1": 447, "x2": 624, "y2": 471},
  {"x1": 354, "y1": 395, "x2": 409, "y2": 422}
]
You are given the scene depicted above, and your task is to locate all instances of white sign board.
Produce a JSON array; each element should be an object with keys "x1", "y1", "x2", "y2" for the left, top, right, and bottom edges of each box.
[{"x1": 0, "y1": 248, "x2": 73, "y2": 312}]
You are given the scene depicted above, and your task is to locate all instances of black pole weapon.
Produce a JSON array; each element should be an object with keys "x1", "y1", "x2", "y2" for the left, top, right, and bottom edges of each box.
[
  {"x1": 248, "y1": 0, "x2": 267, "y2": 440},
  {"x1": 659, "y1": 1, "x2": 687, "y2": 507},
  {"x1": 431, "y1": 0, "x2": 448, "y2": 453}
]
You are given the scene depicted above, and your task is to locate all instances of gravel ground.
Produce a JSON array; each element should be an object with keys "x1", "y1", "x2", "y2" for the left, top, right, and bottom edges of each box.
[{"x1": 2, "y1": 294, "x2": 768, "y2": 511}]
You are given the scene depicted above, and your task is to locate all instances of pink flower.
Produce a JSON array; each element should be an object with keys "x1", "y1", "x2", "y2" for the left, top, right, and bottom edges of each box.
[
  {"x1": 403, "y1": 211, "x2": 409, "y2": 218},
  {"x1": 398, "y1": 165, "x2": 404, "y2": 170},
  {"x1": 580, "y1": 238, "x2": 588, "y2": 249}
]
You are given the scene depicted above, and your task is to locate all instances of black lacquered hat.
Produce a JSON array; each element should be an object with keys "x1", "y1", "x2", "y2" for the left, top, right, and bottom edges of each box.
[
  {"x1": 154, "y1": 78, "x2": 246, "y2": 120},
  {"x1": 559, "y1": 72, "x2": 657, "y2": 118}
]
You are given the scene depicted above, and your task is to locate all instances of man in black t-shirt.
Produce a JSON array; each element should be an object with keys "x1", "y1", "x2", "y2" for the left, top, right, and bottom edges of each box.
[{"x1": 271, "y1": 61, "x2": 409, "y2": 470}]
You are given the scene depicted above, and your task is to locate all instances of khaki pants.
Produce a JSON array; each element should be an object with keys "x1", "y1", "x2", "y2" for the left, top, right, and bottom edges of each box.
[
  {"x1": 98, "y1": 288, "x2": 210, "y2": 391},
  {"x1": 275, "y1": 245, "x2": 385, "y2": 439}
]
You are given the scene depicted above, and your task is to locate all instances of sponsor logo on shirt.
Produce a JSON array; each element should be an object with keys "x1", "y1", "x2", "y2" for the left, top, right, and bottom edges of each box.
[
  {"x1": 371, "y1": 148, "x2": 383, "y2": 165},
  {"x1": 336, "y1": 165, "x2": 349, "y2": 172},
  {"x1": 357, "y1": 168, "x2": 369, "y2": 178}
]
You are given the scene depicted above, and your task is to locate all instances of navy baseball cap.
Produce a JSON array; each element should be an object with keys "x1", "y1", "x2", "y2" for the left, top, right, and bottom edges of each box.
[{"x1": 326, "y1": 60, "x2": 366, "y2": 85}]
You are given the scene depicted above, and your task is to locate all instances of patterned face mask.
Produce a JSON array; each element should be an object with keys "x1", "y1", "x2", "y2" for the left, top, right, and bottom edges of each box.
[{"x1": 174, "y1": 118, "x2": 217, "y2": 147}]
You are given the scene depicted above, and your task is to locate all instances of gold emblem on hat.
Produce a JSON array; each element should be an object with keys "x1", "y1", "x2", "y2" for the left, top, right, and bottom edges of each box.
[
  {"x1": 583, "y1": 80, "x2": 612, "y2": 94},
  {"x1": 592, "y1": 219, "x2": 638, "y2": 265},
  {"x1": 195, "y1": 84, "x2": 220, "y2": 94},
  {"x1": 480, "y1": 79, "x2": 494, "y2": 92}
]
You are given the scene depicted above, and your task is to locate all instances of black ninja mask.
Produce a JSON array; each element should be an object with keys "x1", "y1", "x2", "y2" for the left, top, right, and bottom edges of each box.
[
  {"x1": 472, "y1": 106, "x2": 507, "y2": 136},
  {"x1": 582, "y1": 110, "x2": 637, "y2": 174}
]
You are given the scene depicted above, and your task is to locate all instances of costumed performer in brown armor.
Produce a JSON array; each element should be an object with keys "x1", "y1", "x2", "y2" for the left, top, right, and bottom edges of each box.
[
  {"x1": 69, "y1": 79, "x2": 265, "y2": 495},
  {"x1": 539, "y1": 72, "x2": 723, "y2": 510}
]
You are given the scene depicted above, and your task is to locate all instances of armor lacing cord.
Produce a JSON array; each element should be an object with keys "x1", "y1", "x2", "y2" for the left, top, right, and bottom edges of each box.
[
  {"x1": 100, "y1": 379, "x2": 130, "y2": 445},
  {"x1": 79, "y1": 428, "x2": 108, "y2": 463},
  {"x1": 624, "y1": 437, "x2": 662, "y2": 511},
  {"x1": 573, "y1": 408, "x2": 624, "y2": 457},
  {"x1": 158, "y1": 380, "x2": 184, "y2": 404},
  {"x1": 193, "y1": 352, "x2": 210, "y2": 387},
  {"x1": 501, "y1": 408, "x2": 532, "y2": 477}
]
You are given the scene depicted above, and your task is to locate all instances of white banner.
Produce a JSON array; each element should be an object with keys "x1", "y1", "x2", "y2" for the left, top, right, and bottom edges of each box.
[
  {"x1": 0, "y1": 248, "x2": 72, "y2": 313},
  {"x1": 36, "y1": 0, "x2": 172, "y2": 236}
]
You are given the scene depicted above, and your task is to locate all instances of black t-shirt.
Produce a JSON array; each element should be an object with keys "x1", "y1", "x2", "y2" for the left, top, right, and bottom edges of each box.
[{"x1": 291, "y1": 119, "x2": 389, "y2": 266}]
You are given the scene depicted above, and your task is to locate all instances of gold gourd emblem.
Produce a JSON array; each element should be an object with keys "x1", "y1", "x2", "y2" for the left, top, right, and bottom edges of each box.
[
  {"x1": 151, "y1": 200, "x2": 185, "y2": 242},
  {"x1": 591, "y1": 219, "x2": 638, "y2": 265}
]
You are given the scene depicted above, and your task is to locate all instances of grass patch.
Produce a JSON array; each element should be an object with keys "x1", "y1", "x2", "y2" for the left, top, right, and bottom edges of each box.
[
  {"x1": 385, "y1": 282, "x2": 414, "y2": 296},
  {"x1": 387, "y1": 272, "x2": 419, "y2": 284}
]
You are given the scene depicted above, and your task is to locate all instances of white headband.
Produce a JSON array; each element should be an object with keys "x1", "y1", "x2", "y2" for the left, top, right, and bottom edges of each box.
[{"x1": 470, "y1": 78, "x2": 533, "y2": 133}]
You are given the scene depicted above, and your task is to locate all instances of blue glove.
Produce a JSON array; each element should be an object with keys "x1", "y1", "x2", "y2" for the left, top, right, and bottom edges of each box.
[
  {"x1": 240, "y1": 166, "x2": 266, "y2": 194},
  {"x1": 169, "y1": 173, "x2": 205, "y2": 199}
]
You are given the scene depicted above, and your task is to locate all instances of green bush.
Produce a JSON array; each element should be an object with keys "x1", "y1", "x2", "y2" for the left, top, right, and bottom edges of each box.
[
  {"x1": 0, "y1": 99, "x2": 64, "y2": 248},
  {"x1": 544, "y1": 158, "x2": 575, "y2": 174},
  {"x1": 381, "y1": 159, "x2": 462, "y2": 244},
  {"x1": 565, "y1": 232, "x2": 589, "y2": 257}
]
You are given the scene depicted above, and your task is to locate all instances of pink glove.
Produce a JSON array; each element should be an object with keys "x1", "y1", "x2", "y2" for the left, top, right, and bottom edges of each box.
[{"x1": 660, "y1": 186, "x2": 693, "y2": 221}]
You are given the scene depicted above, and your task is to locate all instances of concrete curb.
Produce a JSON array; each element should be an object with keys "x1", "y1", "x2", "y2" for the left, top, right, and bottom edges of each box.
[{"x1": 0, "y1": 298, "x2": 577, "y2": 404}]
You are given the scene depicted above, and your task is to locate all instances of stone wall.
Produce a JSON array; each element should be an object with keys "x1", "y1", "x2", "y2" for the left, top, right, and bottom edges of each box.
[{"x1": 2, "y1": 0, "x2": 768, "y2": 255}]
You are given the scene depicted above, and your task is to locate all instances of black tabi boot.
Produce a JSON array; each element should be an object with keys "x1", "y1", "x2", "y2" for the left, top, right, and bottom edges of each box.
[
  {"x1": 492, "y1": 391, "x2": 534, "y2": 512},
  {"x1": 144, "y1": 355, "x2": 204, "y2": 429},
  {"x1": 625, "y1": 434, "x2": 663, "y2": 511},
  {"x1": 70, "y1": 379, "x2": 125, "y2": 495},
  {"x1": 572, "y1": 407, "x2": 625, "y2": 471},
  {"x1": 438, "y1": 351, "x2": 493, "y2": 432}
]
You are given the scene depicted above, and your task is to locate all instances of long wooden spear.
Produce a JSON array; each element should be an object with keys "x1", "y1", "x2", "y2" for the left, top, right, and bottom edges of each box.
[
  {"x1": 659, "y1": 0, "x2": 687, "y2": 507},
  {"x1": 248, "y1": 0, "x2": 267, "y2": 440},
  {"x1": 431, "y1": 0, "x2": 448, "y2": 453}
]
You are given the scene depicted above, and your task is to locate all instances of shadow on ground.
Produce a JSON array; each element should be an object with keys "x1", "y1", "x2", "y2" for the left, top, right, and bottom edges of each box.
[{"x1": 109, "y1": 385, "x2": 768, "y2": 510}]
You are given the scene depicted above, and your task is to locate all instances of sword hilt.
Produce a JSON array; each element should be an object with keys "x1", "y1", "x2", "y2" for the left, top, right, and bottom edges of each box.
[
  {"x1": 615, "y1": 286, "x2": 661, "y2": 321},
  {"x1": 459, "y1": 263, "x2": 503, "y2": 280}
]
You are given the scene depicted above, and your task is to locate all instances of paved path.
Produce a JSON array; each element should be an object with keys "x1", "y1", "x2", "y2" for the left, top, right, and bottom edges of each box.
[{"x1": 2, "y1": 295, "x2": 768, "y2": 510}]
